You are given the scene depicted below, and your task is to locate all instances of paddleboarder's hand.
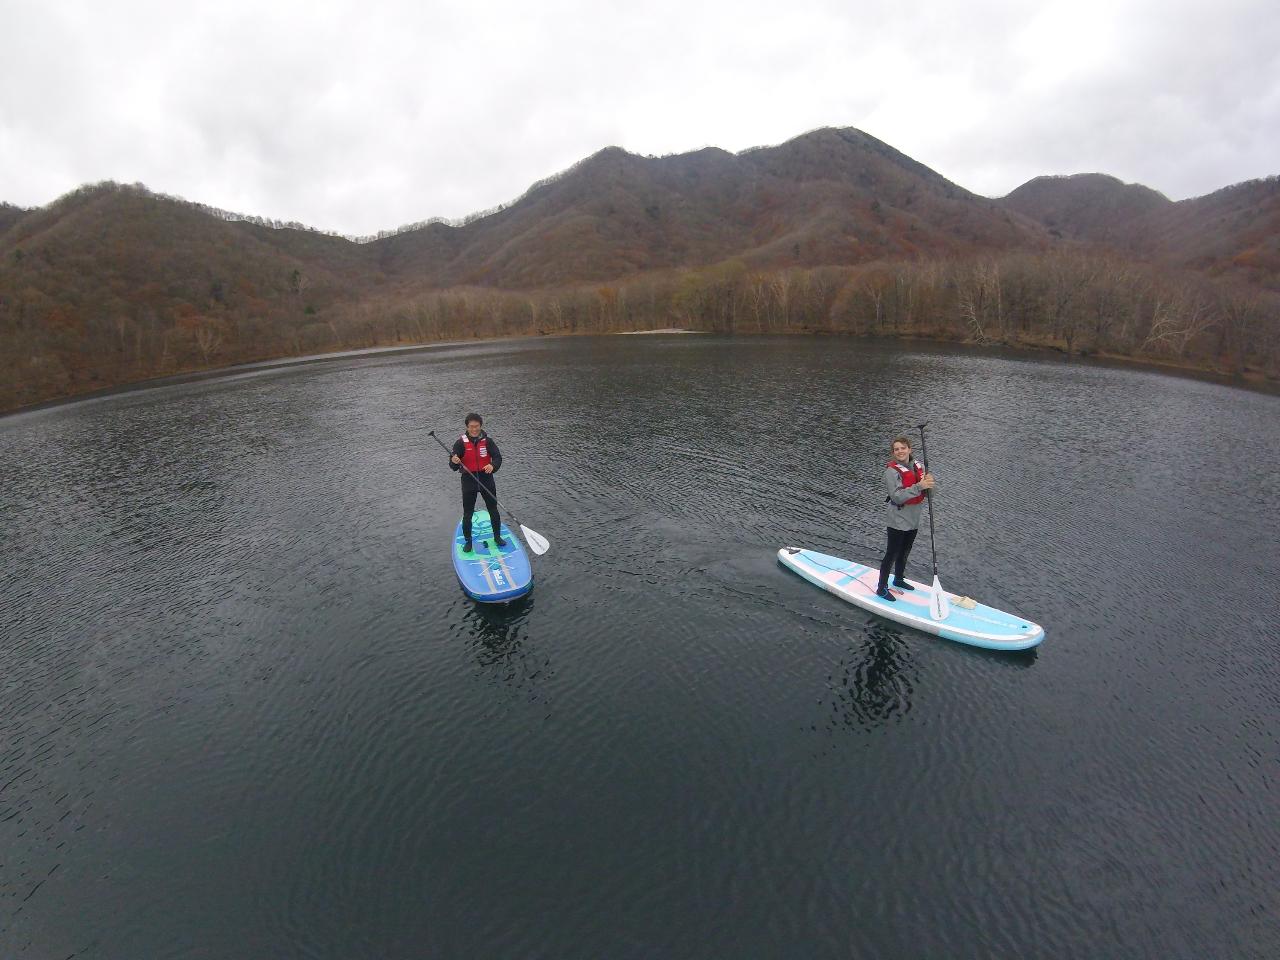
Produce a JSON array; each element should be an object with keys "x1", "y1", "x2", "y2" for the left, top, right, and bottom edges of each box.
[
  {"x1": 921, "y1": 473, "x2": 935, "y2": 490},
  {"x1": 451, "y1": 454, "x2": 461, "y2": 464},
  {"x1": 482, "y1": 464, "x2": 494, "y2": 473}
]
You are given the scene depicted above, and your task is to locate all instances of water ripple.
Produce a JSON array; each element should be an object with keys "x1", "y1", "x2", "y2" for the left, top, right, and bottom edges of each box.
[{"x1": 1, "y1": 337, "x2": 1277, "y2": 958}]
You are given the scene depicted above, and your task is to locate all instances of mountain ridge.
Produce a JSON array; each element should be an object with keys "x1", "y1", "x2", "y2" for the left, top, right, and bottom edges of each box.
[{"x1": 2, "y1": 126, "x2": 1277, "y2": 411}]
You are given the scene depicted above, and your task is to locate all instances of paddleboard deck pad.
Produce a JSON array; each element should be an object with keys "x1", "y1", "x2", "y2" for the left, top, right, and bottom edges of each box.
[
  {"x1": 778, "y1": 547, "x2": 1043, "y2": 650},
  {"x1": 454, "y1": 510, "x2": 532, "y2": 602}
]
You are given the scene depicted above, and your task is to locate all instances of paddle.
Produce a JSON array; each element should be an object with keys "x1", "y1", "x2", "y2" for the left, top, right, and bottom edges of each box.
[
  {"x1": 427, "y1": 430, "x2": 550, "y2": 556},
  {"x1": 916, "y1": 422, "x2": 950, "y2": 620}
]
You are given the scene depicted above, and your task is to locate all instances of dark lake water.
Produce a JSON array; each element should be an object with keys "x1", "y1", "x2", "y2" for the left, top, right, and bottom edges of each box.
[{"x1": 2, "y1": 335, "x2": 1278, "y2": 959}]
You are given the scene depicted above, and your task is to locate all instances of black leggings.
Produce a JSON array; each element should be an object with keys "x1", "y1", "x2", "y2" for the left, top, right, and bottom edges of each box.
[
  {"x1": 462, "y1": 481, "x2": 501, "y2": 542},
  {"x1": 878, "y1": 527, "x2": 918, "y2": 590}
]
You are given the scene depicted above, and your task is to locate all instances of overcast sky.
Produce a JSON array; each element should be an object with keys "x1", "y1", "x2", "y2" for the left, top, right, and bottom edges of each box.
[{"x1": 2, "y1": 0, "x2": 1277, "y2": 235}]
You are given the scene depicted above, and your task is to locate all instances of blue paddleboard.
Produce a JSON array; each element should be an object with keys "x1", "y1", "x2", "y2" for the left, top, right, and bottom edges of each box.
[{"x1": 453, "y1": 510, "x2": 533, "y2": 602}]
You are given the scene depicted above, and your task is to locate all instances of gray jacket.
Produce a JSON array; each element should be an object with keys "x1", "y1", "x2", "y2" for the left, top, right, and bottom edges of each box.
[{"x1": 883, "y1": 461, "x2": 928, "y2": 531}]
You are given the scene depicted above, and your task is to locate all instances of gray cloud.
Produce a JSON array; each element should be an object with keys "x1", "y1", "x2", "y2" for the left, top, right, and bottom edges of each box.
[{"x1": 2, "y1": 0, "x2": 1276, "y2": 234}]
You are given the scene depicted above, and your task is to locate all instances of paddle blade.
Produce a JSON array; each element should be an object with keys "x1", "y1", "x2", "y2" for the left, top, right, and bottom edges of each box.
[
  {"x1": 520, "y1": 524, "x2": 550, "y2": 556},
  {"x1": 929, "y1": 575, "x2": 951, "y2": 620}
]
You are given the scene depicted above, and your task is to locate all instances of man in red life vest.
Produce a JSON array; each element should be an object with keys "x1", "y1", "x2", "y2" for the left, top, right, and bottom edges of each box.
[
  {"x1": 449, "y1": 412, "x2": 505, "y2": 553},
  {"x1": 876, "y1": 436, "x2": 935, "y2": 601}
]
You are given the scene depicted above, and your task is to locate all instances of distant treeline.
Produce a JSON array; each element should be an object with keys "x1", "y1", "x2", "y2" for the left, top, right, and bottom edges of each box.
[{"x1": 3, "y1": 250, "x2": 1276, "y2": 411}]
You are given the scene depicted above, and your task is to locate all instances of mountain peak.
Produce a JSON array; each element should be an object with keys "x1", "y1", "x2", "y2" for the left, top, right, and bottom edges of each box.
[{"x1": 1002, "y1": 173, "x2": 1170, "y2": 240}]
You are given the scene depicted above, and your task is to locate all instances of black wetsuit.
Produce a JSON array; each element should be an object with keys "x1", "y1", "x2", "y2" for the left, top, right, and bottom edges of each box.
[{"x1": 450, "y1": 432, "x2": 503, "y2": 543}]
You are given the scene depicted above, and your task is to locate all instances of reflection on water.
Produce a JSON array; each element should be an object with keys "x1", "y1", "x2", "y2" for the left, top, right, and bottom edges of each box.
[
  {"x1": 827, "y1": 623, "x2": 918, "y2": 732},
  {"x1": 453, "y1": 594, "x2": 555, "y2": 710},
  {"x1": 2, "y1": 336, "x2": 1278, "y2": 959}
]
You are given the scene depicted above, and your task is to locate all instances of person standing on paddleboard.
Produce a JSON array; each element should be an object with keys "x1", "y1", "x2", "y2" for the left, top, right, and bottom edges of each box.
[
  {"x1": 876, "y1": 436, "x2": 935, "y2": 602},
  {"x1": 449, "y1": 413, "x2": 505, "y2": 553}
]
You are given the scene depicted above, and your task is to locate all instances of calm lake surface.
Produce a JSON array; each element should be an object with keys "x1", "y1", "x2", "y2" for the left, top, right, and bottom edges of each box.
[{"x1": 2, "y1": 335, "x2": 1278, "y2": 959}]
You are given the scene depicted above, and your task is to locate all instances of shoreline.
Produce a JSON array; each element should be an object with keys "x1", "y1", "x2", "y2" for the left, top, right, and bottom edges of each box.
[
  {"x1": 0, "y1": 334, "x2": 555, "y2": 419},
  {"x1": 4, "y1": 329, "x2": 1275, "y2": 418}
]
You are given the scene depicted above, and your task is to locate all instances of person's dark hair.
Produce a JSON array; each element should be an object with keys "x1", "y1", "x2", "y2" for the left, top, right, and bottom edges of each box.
[
  {"x1": 892, "y1": 435, "x2": 912, "y2": 450},
  {"x1": 465, "y1": 412, "x2": 483, "y2": 426}
]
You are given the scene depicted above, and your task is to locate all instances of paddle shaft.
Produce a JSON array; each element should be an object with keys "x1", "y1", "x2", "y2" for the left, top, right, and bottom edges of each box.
[
  {"x1": 427, "y1": 430, "x2": 530, "y2": 534},
  {"x1": 917, "y1": 422, "x2": 940, "y2": 578}
]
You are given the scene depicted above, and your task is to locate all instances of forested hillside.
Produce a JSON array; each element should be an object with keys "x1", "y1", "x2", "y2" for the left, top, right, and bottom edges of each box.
[
  {"x1": 2, "y1": 127, "x2": 1276, "y2": 411},
  {"x1": 1004, "y1": 172, "x2": 1280, "y2": 292}
]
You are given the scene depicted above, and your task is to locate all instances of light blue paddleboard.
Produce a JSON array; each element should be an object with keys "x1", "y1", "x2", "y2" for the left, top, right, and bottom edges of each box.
[
  {"x1": 778, "y1": 547, "x2": 1043, "y2": 650},
  {"x1": 453, "y1": 510, "x2": 532, "y2": 602}
]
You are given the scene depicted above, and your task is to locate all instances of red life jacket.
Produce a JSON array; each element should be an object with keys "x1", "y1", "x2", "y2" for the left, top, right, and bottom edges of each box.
[
  {"x1": 459, "y1": 434, "x2": 493, "y2": 473},
  {"x1": 887, "y1": 459, "x2": 926, "y2": 507}
]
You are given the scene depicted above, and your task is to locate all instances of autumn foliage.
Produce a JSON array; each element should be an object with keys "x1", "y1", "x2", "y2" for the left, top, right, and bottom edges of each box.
[{"x1": 2, "y1": 128, "x2": 1277, "y2": 412}]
